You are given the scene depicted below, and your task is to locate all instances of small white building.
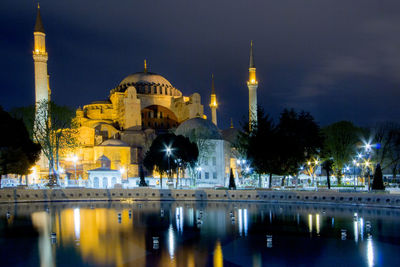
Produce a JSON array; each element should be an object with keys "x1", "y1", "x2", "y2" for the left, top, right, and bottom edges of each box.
[
  {"x1": 87, "y1": 155, "x2": 122, "y2": 188},
  {"x1": 175, "y1": 117, "x2": 231, "y2": 188}
]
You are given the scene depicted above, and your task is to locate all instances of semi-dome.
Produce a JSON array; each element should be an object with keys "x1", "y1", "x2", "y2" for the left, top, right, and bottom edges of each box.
[
  {"x1": 175, "y1": 117, "x2": 222, "y2": 140},
  {"x1": 119, "y1": 72, "x2": 172, "y2": 87},
  {"x1": 100, "y1": 139, "x2": 129, "y2": 146}
]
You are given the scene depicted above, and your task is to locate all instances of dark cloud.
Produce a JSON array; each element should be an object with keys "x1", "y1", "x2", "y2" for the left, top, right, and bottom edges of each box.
[{"x1": 1, "y1": 0, "x2": 400, "y2": 128}]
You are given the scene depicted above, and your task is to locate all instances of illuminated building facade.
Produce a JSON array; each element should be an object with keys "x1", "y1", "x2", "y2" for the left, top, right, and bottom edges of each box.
[{"x1": 29, "y1": 7, "x2": 249, "y2": 187}]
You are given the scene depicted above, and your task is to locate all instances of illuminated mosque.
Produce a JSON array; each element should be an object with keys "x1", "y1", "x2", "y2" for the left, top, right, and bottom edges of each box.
[{"x1": 32, "y1": 6, "x2": 258, "y2": 187}]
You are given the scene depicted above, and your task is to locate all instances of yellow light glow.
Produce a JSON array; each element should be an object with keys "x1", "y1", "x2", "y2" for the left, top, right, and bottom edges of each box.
[{"x1": 213, "y1": 240, "x2": 223, "y2": 267}]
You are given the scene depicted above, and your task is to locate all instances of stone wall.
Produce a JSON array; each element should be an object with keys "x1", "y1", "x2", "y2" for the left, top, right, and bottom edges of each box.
[{"x1": 0, "y1": 188, "x2": 399, "y2": 208}]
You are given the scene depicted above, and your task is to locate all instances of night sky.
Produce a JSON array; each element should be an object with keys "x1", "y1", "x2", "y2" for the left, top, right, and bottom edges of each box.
[{"x1": 1, "y1": 0, "x2": 400, "y2": 129}]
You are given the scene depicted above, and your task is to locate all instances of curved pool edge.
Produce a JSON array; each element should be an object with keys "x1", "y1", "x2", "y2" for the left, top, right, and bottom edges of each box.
[{"x1": 0, "y1": 188, "x2": 399, "y2": 209}]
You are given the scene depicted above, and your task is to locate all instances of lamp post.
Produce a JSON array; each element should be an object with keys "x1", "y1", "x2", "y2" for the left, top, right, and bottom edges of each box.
[
  {"x1": 353, "y1": 159, "x2": 357, "y2": 190},
  {"x1": 164, "y1": 145, "x2": 173, "y2": 188},
  {"x1": 364, "y1": 142, "x2": 373, "y2": 191}
]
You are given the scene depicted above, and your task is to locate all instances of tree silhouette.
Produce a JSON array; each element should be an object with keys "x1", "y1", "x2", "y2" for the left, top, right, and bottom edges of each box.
[
  {"x1": 322, "y1": 159, "x2": 333, "y2": 189},
  {"x1": 229, "y1": 168, "x2": 236, "y2": 190},
  {"x1": 0, "y1": 107, "x2": 41, "y2": 187},
  {"x1": 372, "y1": 164, "x2": 385, "y2": 190}
]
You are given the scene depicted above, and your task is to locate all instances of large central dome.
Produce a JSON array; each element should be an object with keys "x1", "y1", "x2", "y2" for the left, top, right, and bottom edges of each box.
[{"x1": 119, "y1": 72, "x2": 172, "y2": 87}]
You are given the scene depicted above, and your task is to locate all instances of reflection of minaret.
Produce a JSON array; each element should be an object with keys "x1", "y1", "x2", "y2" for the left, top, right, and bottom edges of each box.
[
  {"x1": 33, "y1": 4, "x2": 50, "y2": 124},
  {"x1": 209, "y1": 74, "x2": 218, "y2": 126},
  {"x1": 247, "y1": 40, "x2": 258, "y2": 131}
]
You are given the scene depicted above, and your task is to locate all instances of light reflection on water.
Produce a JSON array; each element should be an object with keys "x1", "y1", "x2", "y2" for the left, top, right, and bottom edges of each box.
[{"x1": 1, "y1": 202, "x2": 400, "y2": 266}]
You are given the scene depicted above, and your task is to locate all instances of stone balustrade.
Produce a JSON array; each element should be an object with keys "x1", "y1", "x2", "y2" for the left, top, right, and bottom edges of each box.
[{"x1": 0, "y1": 188, "x2": 399, "y2": 208}]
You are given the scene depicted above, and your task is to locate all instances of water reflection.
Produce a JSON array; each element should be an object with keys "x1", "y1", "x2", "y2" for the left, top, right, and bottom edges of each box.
[
  {"x1": 367, "y1": 234, "x2": 374, "y2": 267},
  {"x1": 168, "y1": 224, "x2": 175, "y2": 259},
  {"x1": 238, "y1": 208, "x2": 248, "y2": 237},
  {"x1": 31, "y1": 212, "x2": 54, "y2": 267},
  {"x1": 1, "y1": 201, "x2": 399, "y2": 266},
  {"x1": 213, "y1": 240, "x2": 223, "y2": 267}
]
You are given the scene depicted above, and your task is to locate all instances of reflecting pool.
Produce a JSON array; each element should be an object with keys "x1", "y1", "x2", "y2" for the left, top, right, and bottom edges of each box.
[{"x1": 1, "y1": 201, "x2": 400, "y2": 266}]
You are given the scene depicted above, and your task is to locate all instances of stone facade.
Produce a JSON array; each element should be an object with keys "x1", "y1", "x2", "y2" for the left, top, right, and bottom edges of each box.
[{"x1": 71, "y1": 70, "x2": 205, "y2": 179}]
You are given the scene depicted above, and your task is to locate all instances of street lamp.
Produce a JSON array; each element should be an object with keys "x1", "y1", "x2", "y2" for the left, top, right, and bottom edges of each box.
[
  {"x1": 164, "y1": 145, "x2": 173, "y2": 181},
  {"x1": 352, "y1": 159, "x2": 357, "y2": 190}
]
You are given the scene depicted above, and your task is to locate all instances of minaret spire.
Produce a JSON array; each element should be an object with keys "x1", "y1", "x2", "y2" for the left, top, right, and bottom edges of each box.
[
  {"x1": 211, "y1": 74, "x2": 215, "y2": 95},
  {"x1": 33, "y1": 3, "x2": 49, "y2": 130},
  {"x1": 230, "y1": 118, "x2": 234, "y2": 128},
  {"x1": 209, "y1": 74, "x2": 218, "y2": 126},
  {"x1": 249, "y1": 40, "x2": 255, "y2": 68},
  {"x1": 247, "y1": 40, "x2": 258, "y2": 131},
  {"x1": 34, "y1": 3, "x2": 45, "y2": 33}
]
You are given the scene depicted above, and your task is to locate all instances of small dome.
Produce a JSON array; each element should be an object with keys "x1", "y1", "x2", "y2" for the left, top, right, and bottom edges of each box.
[
  {"x1": 100, "y1": 139, "x2": 129, "y2": 146},
  {"x1": 221, "y1": 128, "x2": 240, "y2": 144},
  {"x1": 119, "y1": 72, "x2": 172, "y2": 87},
  {"x1": 175, "y1": 117, "x2": 222, "y2": 140}
]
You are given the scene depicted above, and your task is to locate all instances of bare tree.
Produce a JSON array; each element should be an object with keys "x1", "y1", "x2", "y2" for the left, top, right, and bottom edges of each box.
[
  {"x1": 373, "y1": 122, "x2": 400, "y2": 178},
  {"x1": 32, "y1": 100, "x2": 78, "y2": 184}
]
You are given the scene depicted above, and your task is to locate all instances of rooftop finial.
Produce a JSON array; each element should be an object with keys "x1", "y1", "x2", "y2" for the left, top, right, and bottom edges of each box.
[
  {"x1": 249, "y1": 40, "x2": 255, "y2": 68},
  {"x1": 230, "y1": 118, "x2": 234, "y2": 128},
  {"x1": 211, "y1": 74, "x2": 215, "y2": 95},
  {"x1": 144, "y1": 59, "x2": 147, "y2": 73},
  {"x1": 38, "y1": 2, "x2": 40, "y2": 9}
]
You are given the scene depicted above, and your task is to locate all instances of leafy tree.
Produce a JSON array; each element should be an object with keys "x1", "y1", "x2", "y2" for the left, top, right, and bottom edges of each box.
[
  {"x1": 143, "y1": 133, "x2": 198, "y2": 188},
  {"x1": 12, "y1": 100, "x2": 78, "y2": 184},
  {"x1": 322, "y1": 121, "x2": 360, "y2": 184},
  {"x1": 239, "y1": 108, "x2": 321, "y2": 188},
  {"x1": 276, "y1": 109, "x2": 322, "y2": 185},
  {"x1": 229, "y1": 168, "x2": 236, "y2": 190},
  {"x1": 239, "y1": 107, "x2": 281, "y2": 188},
  {"x1": 372, "y1": 164, "x2": 385, "y2": 190},
  {"x1": 0, "y1": 107, "x2": 41, "y2": 187}
]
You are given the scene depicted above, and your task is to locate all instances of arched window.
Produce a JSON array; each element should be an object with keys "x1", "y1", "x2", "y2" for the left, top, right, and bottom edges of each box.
[
  {"x1": 103, "y1": 177, "x2": 108, "y2": 188},
  {"x1": 111, "y1": 177, "x2": 117, "y2": 187},
  {"x1": 93, "y1": 177, "x2": 99, "y2": 188}
]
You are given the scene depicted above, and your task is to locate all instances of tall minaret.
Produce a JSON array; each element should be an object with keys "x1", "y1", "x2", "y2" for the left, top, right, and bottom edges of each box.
[
  {"x1": 209, "y1": 74, "x2": 218, "y2": 126},
  {"x1": 33, "y1": 4, "x2": 49, "y2": 123},
  {"x1": 247, "y1": 40, "x2": 258, "y2": 131}
]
